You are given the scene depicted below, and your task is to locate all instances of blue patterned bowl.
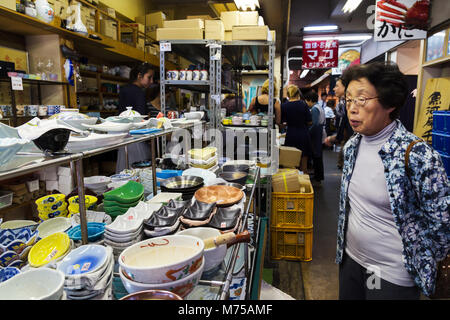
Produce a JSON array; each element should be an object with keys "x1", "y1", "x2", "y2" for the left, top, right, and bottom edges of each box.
[{"x1": 0, "y1": 267, "x2": 20, "y2": 283}]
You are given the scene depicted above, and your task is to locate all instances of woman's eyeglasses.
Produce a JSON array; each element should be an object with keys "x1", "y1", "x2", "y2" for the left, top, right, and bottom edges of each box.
[{"x1": 345, "y1": 96, "x2": 378, "y2": 107}]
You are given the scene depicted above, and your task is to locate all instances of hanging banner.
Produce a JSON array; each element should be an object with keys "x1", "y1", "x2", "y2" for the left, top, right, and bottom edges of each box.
[
  {"x1": 375, "y1": 0, "x2": 429, "y2": 42},
  {"x1": 302, "y1": 40, "x2": 338, "y2": 69},
  {"x1": 414, "y1": 77, "x2": 450, "y2": 143},
  {"x1": 331, "y1": 47, "x2": 361, "y2": 75}
]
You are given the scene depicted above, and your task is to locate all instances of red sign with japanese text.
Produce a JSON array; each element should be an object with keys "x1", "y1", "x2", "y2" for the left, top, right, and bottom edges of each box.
[{"x1": 302, "y1": 40, "x2": 339, "y2": 69}]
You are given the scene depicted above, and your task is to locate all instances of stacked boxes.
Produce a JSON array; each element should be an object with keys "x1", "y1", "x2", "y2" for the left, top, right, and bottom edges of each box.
[
  {"x1": 157, "y1": 18, "x2": 204, "y2": 41},
  {"x1": 121, "y1": 23, "x2": 145, "y2": 50},
  {"x1": 271, "y1": 170, "x2": 314, "y2": 261},
  {"x1": 135, "y1": 11, "x2": 167, "y2": 41},
  {"x1": 100, "y1": 18, "x2": 117, "y2": 40},
  {"x1": 205, "y1": 20, "x2": 225, "y2": 41},
  {"x1": 432, "y1": 111, "x2": 450, "y2": 177}
]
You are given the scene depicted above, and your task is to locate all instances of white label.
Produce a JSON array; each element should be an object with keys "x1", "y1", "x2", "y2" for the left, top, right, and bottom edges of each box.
[
  {"x1": 160, "y1": 42, "x2": 172, "y2": 52},
  {"x1": 11, "y1": 77, "x2": 23, "y2": 91}
]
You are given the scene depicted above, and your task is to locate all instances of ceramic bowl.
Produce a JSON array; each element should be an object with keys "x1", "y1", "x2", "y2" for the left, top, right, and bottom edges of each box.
[
  {"x1": 103, "y1": 195, "x2": 143, "y2": 209},
  {"x1": 222, "y1": 164, "x2": 250, "y2": 174},
  {"x1": 37, "y1": 217, "x2": 72, "y2": 239},
  {"x1": 105, "y1": 214, "x2": 144, "y2": 235},
  {"x1": 0, "y1": 220, "x2": 38, "y2": 231},
  {"x1": 104, "y1": 228, "x2": 142, "y2": 243},
  {"x1": 69, "y1": 211, "x2": 112, "y2": 225},
  {"x1": 184, "y1": 111, "x2": 204, "y2": 121},
  {"x1": 56, "y1": 244, "x2": 109, "y2": 276},
  {"x1": 218, "y1": 171, "x2": 248, "y2": 186},
  {"x1": 118, "y1": 235, "x2": 204, "y2": 284},
  {"x1": 67, "y1": 223, "x2": 105, "y2": 242},
  {"x1": 103, "y1": 181, "x2": 144, "y2": 204},
  {"x1": 160, "y1": 176, "x2": 204, "y2": 192},
  {"x1": 84, "y1": 176, "x2": 111, "y2": 189},
  {"x1": 119, "y1": 257, "x2": 204, "y2": 298},
  {"x1": 182, "y1": 168, "x2": 217, "y2": 186},
  {"x1": 0, "y1": 268, "x2": 65, "y2": 300},
  {"x1": 32, "y1": 128, "x2": 72, "y2": 153},
  {"x1": 0, "y1": 266, "x2": 21, "y2": 283},
  {"x1": 177, "y1": 227, "x2": 227, "y2": 272},
  {"x1": 120, "y1": 289, "x2": 183, "y2": 300},
  {"x1": 68, "y1": 195, "x2": 98, "y2": 206},
  {"x1": 28, "y1": 232, "x2": 71, "y2": 268},
  {"x1": 35, "y1": 194, "x2": 67, "y2": 212},
  {"x1": 0, "y1": 229, "x2": 39, "y2": 266},
  {"x1": 38, "y1": 208, "x2": 69, "y2": 221}
]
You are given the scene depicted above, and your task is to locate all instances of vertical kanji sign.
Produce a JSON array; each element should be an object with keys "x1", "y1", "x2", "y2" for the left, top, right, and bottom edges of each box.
[
  {"x1": 302, "y1": 40, "x2": 339, "y2": 69},
  {"x1": 375, "y1": 0, "x2": 429, "y2": 42}
]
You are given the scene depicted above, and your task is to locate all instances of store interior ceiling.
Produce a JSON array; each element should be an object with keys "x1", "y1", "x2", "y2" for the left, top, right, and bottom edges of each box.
[{"x1": 148, "y1": 0, "x2": 374, "y2": 84}]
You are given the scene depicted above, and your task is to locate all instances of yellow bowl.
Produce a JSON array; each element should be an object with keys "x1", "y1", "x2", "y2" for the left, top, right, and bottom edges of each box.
[
  {"x1": 68, "y1": 195, "x2": 98, "y2": 206},
  {"x1": 38, "y1": 208, "x2": 69, "y2": 221},
  {"x1": 35, "y1": 194, "x2": 66, "y2": 212},
  {"x1": 28, "y1": 232, "x2": 70, "y2": 268}
]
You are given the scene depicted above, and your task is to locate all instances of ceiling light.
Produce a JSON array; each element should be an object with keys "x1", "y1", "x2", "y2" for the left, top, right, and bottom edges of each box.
[
  {"x1": 303, "y1": 25, "x2": 339, "y2": 32},
  {"x1": 234, "y1": 0, "x2": 260, "y2": 11},
  {"x1": 303, "y1": 34, "x2": 372, "y2": 41},
  {"x1": 300, "y1": 70, "x2": 309, "y2": 78},
  {"x1": 342, "y1": 0, "x2": 363, "y2": 14}
]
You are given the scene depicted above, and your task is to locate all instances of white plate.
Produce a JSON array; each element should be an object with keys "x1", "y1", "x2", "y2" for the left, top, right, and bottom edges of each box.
[
  {"x1": 82, "y1": 122, "x2": 133, "y2": 133},
  {"x1": 37, "y1": 217, "x2": 72, "y2": 239},
  {"x1": 67, "y1": 133, "x2": 129, "y2": 151}
]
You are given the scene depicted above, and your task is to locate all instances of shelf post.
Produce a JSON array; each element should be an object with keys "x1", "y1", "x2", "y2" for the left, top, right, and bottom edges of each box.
[{"x1": 74, "y1": 159, "x2": 88, "y2": 244}]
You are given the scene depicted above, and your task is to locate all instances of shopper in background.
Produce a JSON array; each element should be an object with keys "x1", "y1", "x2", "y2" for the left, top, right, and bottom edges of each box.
[
  {"x1": 281, "y1": 84, "x2": 312, "y2": 173},
  {"x1": 319, "y1": 92, "x2": 328, "y2": 110},
  {"x1": 248, "y1": 78, "x2": 281, "y2": 126},
  {"x1": 336, "y1": 62, "x2": 449, "y2": 300},
  {"x1": 324, "y1": 77, "x2": 353, "y2": 169},
  {"x1": 116, "y1": 63, "x2": 156, "y2": 173},
  {"x1": 221, "y1": 93, "x2": 246, "y2": 116},
  {"x1": 304, "y1": 90, "x2": 325, "y2": 186},
  {"x1": 324, "y1": 99, "x2": 336, "y2": 136}
]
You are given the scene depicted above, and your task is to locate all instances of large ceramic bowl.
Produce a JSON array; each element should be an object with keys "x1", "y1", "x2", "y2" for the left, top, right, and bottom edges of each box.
[
  {"x1": 118, "y1": 235, "x2": 204, "y2": 284},
  {"x1": 0, "y1": 220, "x2": 38, "y2": 231},
  {"x1": 0, "y1": 268, "x2": 65, "y2": 300},
  {"x1": 0, "y1": 138, "x2": 29, "y2": 167},
  {"x1": 66, "y1": 222, "x2": 105, "y2": 242},
  {"x1": 28, "y1": 232, "x2": 71, "y2": 268},
  {"x1": 103, "y1": 181, "x2": 144, "y2": 204},
  {"x1": 36, "y1": 217, "x2": 72, "y2": 239},
  {"x1": 84, "y1": 176, "x2": 111, "y2": 189},
  {"x1": 32, "y1": 128, "x2": 72, "y2": 153},
  {"x1": 120, "y1": 289, "x2": 183, "y2": 300},
  {"x1": 177, "y1": 227, "x2": 227, "y2": 272},
  {"x1": 119, "y1": 257, "x2": 205, "y2": 298},
  {"x1": 0, "y1": 228, "x2": 39, "y2": 268},
  {"x1": 35, "y1": 194, "x2": 67, "y2": 213},
  {"x1": 56, "y1": 244, "x2": 109, "y2": 276}
]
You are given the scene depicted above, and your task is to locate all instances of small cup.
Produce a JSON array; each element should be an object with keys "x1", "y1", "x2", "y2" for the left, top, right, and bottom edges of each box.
[
  {"x1": 38, "y1": 105, "x2": 47, "y2": 116},
  {"x1": 192, "y1": 70, "x2": 200, "y2": 81},
  {"x1": 186, "y1": 70, "x2": 193, "y2": 81},
  {"x1": 200, "y1": 70, "x2": 208, "y2": 81},
  {"x1": 179, "y1": 70, "x2": 187, "y2": 81}
]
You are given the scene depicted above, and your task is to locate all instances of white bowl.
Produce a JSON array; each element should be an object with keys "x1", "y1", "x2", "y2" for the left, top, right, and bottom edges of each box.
[
  {"x1": 0, "y1": 268, "x2": 65, "y2": 300},
  {"x1": 184, "y1": 112, "x2": 204, "y2": 121},
  {"x1": 177, "y1": 227, "x2": 227, "y2": 272},
  {"x1": 56, "y1": 244, "x2": 109, "y2": 276},
  {"x1": 37, "y1": 217, "x2": 72, "y2": 239},
  {"x1": 118, "y1": 235, "x2": 204, "y2": 284},
  {"x1": 119, "y1": 257, "x2": 204, "y2": 298},
  {"x1": 84, "y1": 176, "x2": 111, "y2": 189}
]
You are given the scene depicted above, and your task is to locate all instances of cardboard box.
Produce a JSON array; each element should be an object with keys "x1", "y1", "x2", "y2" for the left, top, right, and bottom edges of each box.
[
  {"x1": 187, "y1": 15, "x2": 213, "y2": 20},
  {"x1": 239, "y1": 11, "x2": 259, "y2": 26},
  {"x1": 205, "y1": 19, "x2": 225, "y2": 41},
  {"x1": 225, "y1": 31, "x2": 233, "y2": 41},
  {"x1": 220, "y1": 11, "x2": 240, "y2": 31},
  {"x1": 0, "y1": 0, "x2": 16, "y2": 11},
  {"x1": 270, "y1": 30, "x2": 276, "y2": 42},
  {"x1": 46, "y1": 180, "x2": 59, "y2": 192},
  {"x1": 121, "y1": 23, "x2": 145, "y2": 34},
  {"x1": 232, "y1": 26, "x2": 269, "y2": 41},
  {"x1": 57, "y1": 166, "x2": 72, "y2": 177},
  {"x1": 272, "y1": 170, "x2": 301, "y2": 193},
  {"x1": 157, "y1": 27, "x2": 203, "y2": 41},
  {"x1": 279, "y1": 146, "x2": 302, "y2": 168},
  {"x1": 100, "y1": 19, "x2": 117, "y2": 40},
  {"x1": 163, "y1": 19, "x2": 204, "y2": 29},
  {"x1": 135, "y1": 11, "x2": 166, "y2": 41}
]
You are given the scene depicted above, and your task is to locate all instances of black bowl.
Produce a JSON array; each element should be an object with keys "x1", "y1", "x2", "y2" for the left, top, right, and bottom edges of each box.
[
  {"x1": 218, "y1": 171, "x2": 248, "y2": 186},
  {"x1": 222, "y1": 164, "x2": 250, "y2": 174},
  {"x1": 33, "y1": 128, "x2": 72, "y2": 153},
  {"x1": 160, "y1": 176, "x2": 205, "y2": 193}
]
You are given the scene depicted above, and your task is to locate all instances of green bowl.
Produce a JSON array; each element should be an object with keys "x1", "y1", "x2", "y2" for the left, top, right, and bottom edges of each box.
[
  {"x1": 104, "y1": 205, "x2": 129, "y2": 215},
  {"x1": 103, "y1": 181, "x2": 144, "y2": 204},
  {"x1": 103, "y1": 195, "x2": 144, "y2": 208}
]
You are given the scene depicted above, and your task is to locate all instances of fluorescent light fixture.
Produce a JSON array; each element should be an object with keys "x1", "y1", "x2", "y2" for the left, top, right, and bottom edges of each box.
[
  {"x1": 303, "y1": 25, "x2": 339, "y2": 32},
  {"x1": 234, "y1": 0, "x2": 260, "y2": 11},
  {"x1": 303, "y1": 34, "x2": 372, "y2": 41},
  {"x1": 300, "y1": 70, "x2": 309, "y2": 78},
  {"x1": 342, "y1": 0, "x2": 363, "y2": 14}
]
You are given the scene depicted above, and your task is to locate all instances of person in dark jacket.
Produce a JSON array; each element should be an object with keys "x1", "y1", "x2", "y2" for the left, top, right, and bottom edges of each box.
[{"x1": 281, "y1": 84, "x2": 312, "y2": 173}]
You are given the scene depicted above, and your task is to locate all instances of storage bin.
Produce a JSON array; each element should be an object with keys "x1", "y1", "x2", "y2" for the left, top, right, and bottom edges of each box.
[
  {"x1": 433, "y1": 111, "x2": 450, "y2": 134},
  {"x1": 432, "y1": 132, "x2": 450, "y2": 155},
  {"x1": 270, "y1": 226, "x2": 313, "y2": 261},
  {"x1": 439, "y1": 152, "x2": 450, "y2": 177},
  {"x1": 271, "y1": 186, "x2": 314, "y2": 228},
  {"x1": 0, "y1": 190, "x2": 13, "y2": 209}
]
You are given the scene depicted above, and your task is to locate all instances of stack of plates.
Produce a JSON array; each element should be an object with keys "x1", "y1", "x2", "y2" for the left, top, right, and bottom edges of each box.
[
  {"x1": 188, "y1": 147, "x2": 218, "y2": 169},
  {"x1": 143, "y1": 201, "x2": 188, "y2": 238},
  {"x1": 103, "y1": 181, "x2": 144, "y2": 219},
  {"x1": 57, "y1": 245, "x2": 114, "y2": 300},
  {"x1": 84, "y1": 176, "x2": 111, "y2": 196}
]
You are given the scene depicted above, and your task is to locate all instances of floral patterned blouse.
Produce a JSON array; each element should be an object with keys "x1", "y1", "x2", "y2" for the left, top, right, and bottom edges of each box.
[{"x1": 335, "y1": 120, "x2": 450, "y2": 296}]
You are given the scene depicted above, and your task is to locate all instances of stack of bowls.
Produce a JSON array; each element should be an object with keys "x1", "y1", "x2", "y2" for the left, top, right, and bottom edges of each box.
[
  {"x1": 35, "y1": 194, "x2": 68, "y2": 221},
  {"x1": 57, "y1": 245, "x2": 114, "y2": 300},
  {"x1": 110, "y1": 173, "x2": 135, "y2": 184},
  {"x1": 160, "y1": 176, "x2": 204, "y2": 201},
  {"x1": 0, "y1": 266, "x2": 21, "y2": 283},
  {"x1": 67, "y1": 195, "x2": 98, "y2": 217},
  {"x1": 118, "y1": 235, "x2": 205, "y2": 298},
  {"x1": 0, "y1": 228, "x2": 39, "y2": 269},
  {"x1": 139, "y1": 169, "x2": 154, "y2": 194},
  {"x1": 103, "y1": 181, "x2": 145, "y2": 219},
  {"x1": 28, "y1": 232, "x2": 72, "y2": 268},
  {"x1": 66, "y1": 222, "x2": 106, "y2": 244},
  {"x1": 0, "y1": 268, "x2": 65, "y2": 300},
  {"x1": 84, "y1": 176, "x2": 111, "y2": 196}
]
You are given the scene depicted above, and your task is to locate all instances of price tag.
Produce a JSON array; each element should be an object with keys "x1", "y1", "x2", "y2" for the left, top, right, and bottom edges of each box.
[
  {"x1": 11, "y1": 76, "x2": 23, "y2": 91},
  {"x1": 160, "y1": 42, "x2": 172, "y2": 52}
]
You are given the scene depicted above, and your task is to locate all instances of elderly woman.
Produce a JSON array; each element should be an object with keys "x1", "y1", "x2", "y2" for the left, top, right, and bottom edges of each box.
[{"x1": 336, "y1": 62, "x2": 449, "y2": 300}]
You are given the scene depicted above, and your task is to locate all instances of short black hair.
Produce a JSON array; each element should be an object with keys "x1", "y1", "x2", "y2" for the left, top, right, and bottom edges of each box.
[
  {"x1": 304, "y1": 90, "x2": 318, "y2": 103},
  {"x1": 341, "y1": 61, "x2": 408, "y2": 120},
  {"x1": 129, "y1": 63, "x2": 156, "y2": 83},
  {"x1": 321, "y1": 92, "x2": 327, "y2": 97}
]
